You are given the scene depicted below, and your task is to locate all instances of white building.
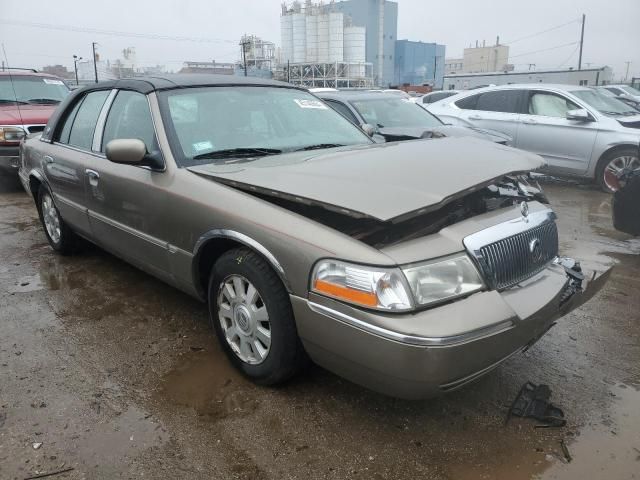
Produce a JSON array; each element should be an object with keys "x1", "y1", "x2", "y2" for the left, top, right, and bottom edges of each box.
[
  {"x1": 444, "y1": 66, "x2": 614, "y2": 90},
  {"x1": 444, "y1": 58, "x2": 463, "y2": 75},
  {"x1": 462, "y1": 42, "x2": 510, "y2": 74}
]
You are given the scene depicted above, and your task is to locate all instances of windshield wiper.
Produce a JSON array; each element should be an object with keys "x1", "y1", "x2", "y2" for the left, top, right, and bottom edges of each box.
[
  {"x1": 294, "y1": 143, "x2": 345, "y2": 151},
  {"x1": 0, "y1": 99, "x2": 29, "y2": 105},
  {"x1": 27, "y1": 98, "x2": 61, "y2": 105},
  {"x1": 193, "y1": 147, "x2": 282, "y2": 161}
]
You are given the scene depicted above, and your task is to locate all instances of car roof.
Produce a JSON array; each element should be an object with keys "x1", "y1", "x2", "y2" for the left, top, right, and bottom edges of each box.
[
  {"x1": 73, "y1": 74, "x2": 298, "y2": 95},
  {"x1": 315, "y1": 91, "x2": 405, "y2": 102},
  {"x1": 0, "y1": 71, "x2": 64, "y2": 79},
  {"x1": 451, "y1": 83, "x2": 592, "y2": 97}
]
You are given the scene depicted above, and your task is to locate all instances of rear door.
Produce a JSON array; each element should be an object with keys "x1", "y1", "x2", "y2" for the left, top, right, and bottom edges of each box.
[
  {"x1": 45, "y1": 89, "x2": 111, "y2": 236},
  {"x1": 453, "y1": 89, "x2": 525, "y2": 141},
  {"x1": 83, "y1": 89, "x2": 171, "y2": 280},
  {"x1": 515, "y1": 90, "x2": 598, "y2": 175}
]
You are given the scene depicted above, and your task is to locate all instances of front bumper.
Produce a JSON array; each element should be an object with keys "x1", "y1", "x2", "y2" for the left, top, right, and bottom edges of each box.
[
  {"x1": 0, "y1": 145, "x2": 20, "y2": 175},
  {"x1": 292, "y1": 260, "x2": 610, "y2": 399}
]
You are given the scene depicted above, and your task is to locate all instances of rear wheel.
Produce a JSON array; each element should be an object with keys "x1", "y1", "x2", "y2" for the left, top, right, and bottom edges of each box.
[
  {"x1": 597, "y1": 148, "x2": 640, "y2": 193},
  {"x1": 207, "y1": 248, "x2": 307, "y2": 385},
  {"x1": 36, "y1": 184, "x2": 77, "y2": 254}
]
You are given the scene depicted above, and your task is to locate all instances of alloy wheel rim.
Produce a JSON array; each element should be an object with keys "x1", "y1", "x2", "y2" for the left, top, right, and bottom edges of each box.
[
  {"x1": 217, "y1": 274, "x2": 271, "y2": 365},
  {"x1": 42, "y1": 193, "x2": 61, "y2": 244},
  {"x1": 604, "y1": 155, "x2": 640, "y2": 192}
]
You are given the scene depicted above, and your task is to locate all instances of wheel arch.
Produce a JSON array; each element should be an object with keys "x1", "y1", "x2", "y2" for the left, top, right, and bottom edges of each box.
[
  {"x1": 596, "y1": 143, "x2": 639, "y2": 172},
  {"x1": 27, "y1": 170, "x2": 47, "y2": 201},
  {"x1": 192, "y1": 229, "x2": 291, "y2": 301}
]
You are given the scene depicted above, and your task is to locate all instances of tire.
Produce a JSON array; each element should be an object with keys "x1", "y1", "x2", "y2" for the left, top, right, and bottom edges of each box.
[
  {"x1": 207, "y1": 247, "x2": 307, "y2": 385},
  {"x1": 596, "y1": 147, "x2": 640, "y2": 194},
  {"x1": 36, "y1": 184, "x2": 77, "y2": 254}
]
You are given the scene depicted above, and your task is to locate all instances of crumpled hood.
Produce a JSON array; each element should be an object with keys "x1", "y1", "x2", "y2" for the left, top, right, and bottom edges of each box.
[
  {"x1": 188, "y1": 137, "x2": 544, "y2": 222},
  {"x1": 377, "y1": 125, "x2": 511, "y2": 144},
  {"x1": 0, "y1": 104, "x2": 58, "y2": 125}
]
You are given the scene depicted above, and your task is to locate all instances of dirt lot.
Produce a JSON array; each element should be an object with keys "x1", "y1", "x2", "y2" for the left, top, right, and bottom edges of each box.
[{"x1": 0, "y1": 174, "x2": 638, "y2": 480}]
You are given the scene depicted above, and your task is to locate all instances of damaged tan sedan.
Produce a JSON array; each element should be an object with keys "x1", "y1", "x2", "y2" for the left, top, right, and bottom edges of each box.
[{"x1": 19, "y1": 75, "x2": 609, "y2": 399}]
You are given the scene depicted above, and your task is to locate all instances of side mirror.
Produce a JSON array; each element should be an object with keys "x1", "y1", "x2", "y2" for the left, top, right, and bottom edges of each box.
[
  {"x1": 105, "y1": 139, "x2": 147, "y2": 164},
  {"x1": 566, "y1": 109, "x2": 592, "y2": 122},
  {"x1": 361, "y1": 123, "x2": 376, "y2": 137}
]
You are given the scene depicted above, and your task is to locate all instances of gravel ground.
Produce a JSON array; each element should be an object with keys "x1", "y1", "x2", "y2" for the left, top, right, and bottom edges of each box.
[{"x1": 0, "y1": 174, "x2": 638, "y2": 480}]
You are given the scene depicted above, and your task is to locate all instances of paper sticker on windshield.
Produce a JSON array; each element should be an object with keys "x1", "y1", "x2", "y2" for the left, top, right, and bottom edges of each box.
[
  {"x1": 294, "y1": 99, "x2": 327, "y2": 110},
  {"x1": 43, "y1": 78, "x2": 64, "y2": 85},
  {"x1": 192, "y1": 141, "x2": 214, "y2": 153}
]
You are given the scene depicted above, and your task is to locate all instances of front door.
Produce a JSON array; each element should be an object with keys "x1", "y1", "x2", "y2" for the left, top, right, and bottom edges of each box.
[
  {"x1": 83, "y1": 90, "x2": 171, "y2": 280},
  {"x1": 516, "y1": 90, "x2": 598, "y2": 175}
]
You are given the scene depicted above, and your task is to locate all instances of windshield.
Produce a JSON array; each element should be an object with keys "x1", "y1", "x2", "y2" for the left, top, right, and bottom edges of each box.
[
  {"x1": 0, "y1": 76, "x2": 70, "y2": 104},
  {"x1": 570, "y1": 89, "x2": 638, "y2": 116},
  {"x1": 620, "y1": 85, "x2": 640, "y2": 96},
  {"x1": 351, "y1": 97, "x2": 443, "y2": 129},
  {"x1": 159, "y1": 86, "x2": 372, "y2": 167}
]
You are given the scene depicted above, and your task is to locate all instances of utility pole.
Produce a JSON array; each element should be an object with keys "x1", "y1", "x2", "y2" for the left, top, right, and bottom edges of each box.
[
  {"x1": 624, "y1": 61, "x2": 631, "y2": 81},
  {"x1": 287, "y1": 60, "x2": 290, "y2": 83},
  {"x1": 240, "y1": 38, "x2": 250, "y2": 77},
  {"x1": 92, "y1": 42, "x2": 99, "y2": 83},
  {"x1": 578, "y1": 14, "x2": 585, "y2": 70},
  {"x1": 73, "y1": 55, "x2": 82, "y2": 86}
]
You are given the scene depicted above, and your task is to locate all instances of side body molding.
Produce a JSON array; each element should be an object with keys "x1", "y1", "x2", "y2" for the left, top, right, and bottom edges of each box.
[{"x1": 192, "y1": 229, "x2": 292, "y2": 297}]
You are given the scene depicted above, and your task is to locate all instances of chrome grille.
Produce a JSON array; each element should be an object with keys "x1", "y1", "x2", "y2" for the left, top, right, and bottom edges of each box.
[{"x1": 477, "y1": 221, "x2": 558, "y2": 290}]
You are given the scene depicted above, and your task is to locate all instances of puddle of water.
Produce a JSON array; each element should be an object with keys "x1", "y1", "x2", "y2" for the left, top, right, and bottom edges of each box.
[
  {"x1": 158, "y1": 349, "x2": 259, "y2": 420},
  {"x1": 540, "y1": 382, "x2": 640, "y2": 480}
]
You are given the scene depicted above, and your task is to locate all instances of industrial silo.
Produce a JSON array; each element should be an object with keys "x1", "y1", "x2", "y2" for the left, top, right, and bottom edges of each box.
[
  {"x1": 328, "y1": 12, "x2": 344, "y2": 63},
  {"x1": 280, "y1": 14, "x2": 294, "y2": 64},
  {"x1": 344, "y1": 25, "x2": 366, "y2": 77},
  {"x1": 316, "y1": 13, "x2": 330, "y2": 63},
  {"x1": 292, "y1": 12, "x2": 307, "y2": 63},
  {"x1": 305, "y1": 12, "x2": 318, "y2": 63}
]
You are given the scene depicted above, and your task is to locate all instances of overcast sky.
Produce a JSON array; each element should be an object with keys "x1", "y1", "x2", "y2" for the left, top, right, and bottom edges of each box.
[{"x1": 1, "y1": 0, "x2": 638, "y2": 80}]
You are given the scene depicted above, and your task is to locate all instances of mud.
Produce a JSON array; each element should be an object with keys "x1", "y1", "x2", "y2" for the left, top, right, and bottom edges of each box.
[{"x1": 0, "y1": 176, "x2": 638, "y2": 479}]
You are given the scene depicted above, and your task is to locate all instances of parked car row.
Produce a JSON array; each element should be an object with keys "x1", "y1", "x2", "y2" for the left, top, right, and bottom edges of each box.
[
  {"x1": 18, "y1": 74, "x2": 608, "y2": 398},
  {"x1": 427, "y1": 84, "x2": 640, "y2": 192}
]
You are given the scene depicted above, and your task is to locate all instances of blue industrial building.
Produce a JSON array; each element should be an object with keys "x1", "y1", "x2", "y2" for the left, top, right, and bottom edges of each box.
[
  {"x1": 332, "y1": 0, "x2": 398, "y2": 87},
  {"x1": 394, "y1": 40, "x2": 446, "y2": 88}
]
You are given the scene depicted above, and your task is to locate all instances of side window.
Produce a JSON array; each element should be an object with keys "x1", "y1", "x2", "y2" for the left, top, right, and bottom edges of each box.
[
  {"x1": 455, "y1": 94, "x2": 479, "y2": 110},
  {"x1": 58, "y1": 99, "x2": 84, "y2": 145},
  {"x1": 325, "y1": 100, "x2": 359, "y2": 125},
  {"x1": 474, "y1": 90, "x2": 522, "y2": 113},
  {"x1": 102, "y1": 90, "x2": 158, "y2": 152},
  {"x1": 528, "y1": 92, "x2": 580, "y2": 118},
  {"x1": 67, "y1": 90, "x2": 110, "y2": 150}
]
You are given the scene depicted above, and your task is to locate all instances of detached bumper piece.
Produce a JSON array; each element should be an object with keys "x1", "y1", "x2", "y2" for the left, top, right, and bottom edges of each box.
[
  {"x1": 508, "y1": 382, "x2": 566, "y2": 427},
  {"x1": 613, "y1": 171, "x2": 640, "y2": 236}
]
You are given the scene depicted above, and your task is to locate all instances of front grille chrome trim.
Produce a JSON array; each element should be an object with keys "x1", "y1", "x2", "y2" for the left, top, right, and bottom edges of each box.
[{"x1": 464, "y1": 208, "x2": 559, "y2": 290}]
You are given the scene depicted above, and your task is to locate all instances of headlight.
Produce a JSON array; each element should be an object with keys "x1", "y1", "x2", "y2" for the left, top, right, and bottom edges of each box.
[
  {"x1": 311, "y1": 260, "x2": 413, "y2": 311},
  {"x1": 0, "y1": 126, "x2": 26, "y2": 144},
  {"x1": 402, "y1": 253, "x2": 484, "y2": 307}
]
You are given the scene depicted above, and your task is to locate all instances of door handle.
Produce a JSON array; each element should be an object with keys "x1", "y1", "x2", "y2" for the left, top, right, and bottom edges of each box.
[
  {"x1": 43, "y1": 155, "x2": 54, "y2": 165},
  {"x1": 522, "y1": 118, "x2": 537, "y2": 125},
  {"x1": 468, "y1": 115, "x2": 483, "y2": 120},
  {"x1": 85, "y1": 169, "x2": 100, "y2": 187}
]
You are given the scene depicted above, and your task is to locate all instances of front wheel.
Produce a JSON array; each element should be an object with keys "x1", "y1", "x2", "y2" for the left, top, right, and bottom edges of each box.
[
  {"x1": 597, "y1": 148, "x2": 640, "y2": 193},
  {"x1": 207, "y1": 248, "x2": 307, "y2": 385},
  {"x1": 36, "y1": 184, "x2": 78, "y2": 254}
]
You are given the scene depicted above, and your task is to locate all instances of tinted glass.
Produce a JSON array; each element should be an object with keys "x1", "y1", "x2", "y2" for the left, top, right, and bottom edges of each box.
[
  {"x1": 0, "y1": 76, "x2": 69, "y2": 105},
  {"x1": 102, "y1": 91, "x2": 157, "y2": 152},
  {"x1": 424, "y1": 91, "x2": 453, "y2": 103},
  {"x1": 528, "y1": 92, "x2": 579, "y2": 118},
  {"x1": 475, "y1": 90, "x2": 522, "y2": 113},
  {"x1": 68, "y1": 90, "x2": 110, "y2": 150},
  {"x1": 351, "y1": 97, "x2": 442, "y2": 128},
  {"x1": 455, "y1": 94, "x2": 479, "y2": 110},
  {"x1": 58, "y1": 99, "x2": 84, "y2": 144},
  {"x1": 159, "y1": 86, "x2": 371, "y2": 167},
  {"x1": 325, "y1": 100, "x2": 359, "y2": 125}
]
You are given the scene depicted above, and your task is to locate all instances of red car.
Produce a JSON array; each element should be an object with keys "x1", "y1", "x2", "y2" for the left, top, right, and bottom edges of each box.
[{"x1": 0, "y1": 70, "x2": 70, "y2": 175}]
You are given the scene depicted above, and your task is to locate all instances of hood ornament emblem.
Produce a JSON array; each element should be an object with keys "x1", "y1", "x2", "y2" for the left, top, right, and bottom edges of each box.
[{"x1": 520, "y1": 201, "x2": 529, "y2": 221}]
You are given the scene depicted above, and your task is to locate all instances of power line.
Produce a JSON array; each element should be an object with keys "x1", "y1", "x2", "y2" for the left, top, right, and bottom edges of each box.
[
  {"x1": 508, "y1": 41, "x2": 580, "y2": 60},
  {"x1": 0, "y1": 19, "x2": 237, "y2": 44},
  {"x1": 503, "y1": 17, "x2": 582, "y2": 45},
  {"x1": 557, "y1": 44, "x2": 581, "y2": 68}
]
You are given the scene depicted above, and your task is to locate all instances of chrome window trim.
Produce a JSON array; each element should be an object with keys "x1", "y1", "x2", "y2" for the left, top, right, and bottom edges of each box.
[
  {"x1": 91, "y1": 89, "x2": 118, "y2": 152},
  {"x1": 307, "y1": 301, "x2": 515, "y2": 347}
]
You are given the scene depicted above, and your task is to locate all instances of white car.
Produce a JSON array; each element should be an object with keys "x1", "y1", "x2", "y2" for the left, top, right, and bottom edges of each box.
[
  {"x1": 601, "y1": 84, "x2": 640, "y2": 102},
  {"x1": 427, "y1": 84, "x2": 640, "y2": 192}
]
